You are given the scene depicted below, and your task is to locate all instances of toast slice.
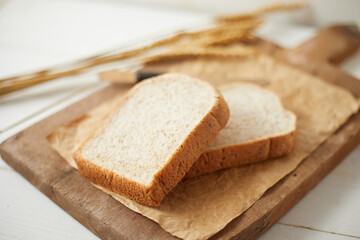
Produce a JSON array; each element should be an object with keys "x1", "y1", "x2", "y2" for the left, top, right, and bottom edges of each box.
[
  {"x1": 73, "y1": 73, "x2": 229, "y2": 206},
  {"x1": 186, "y1": 83, "x2": 296, "y2": 178}
]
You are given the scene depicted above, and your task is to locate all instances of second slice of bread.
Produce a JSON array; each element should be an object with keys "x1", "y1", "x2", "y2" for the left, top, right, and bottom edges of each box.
[
  {"x1": 186, "y1": 83, "x2": 296, "y2": 178},
  {"x1": 73, "y1": 73, "x2": 229, "y2": 206}
]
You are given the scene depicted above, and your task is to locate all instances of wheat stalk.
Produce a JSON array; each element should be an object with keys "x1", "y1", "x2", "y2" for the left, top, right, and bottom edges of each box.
[{"x1": 0, "y1": 2, "x2": 306, "y2": 96}]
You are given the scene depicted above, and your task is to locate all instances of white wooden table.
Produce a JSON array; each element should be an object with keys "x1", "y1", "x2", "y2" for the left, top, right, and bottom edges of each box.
[{"x1": 0, "y1": 0, "x2": 359, "y2": 239}]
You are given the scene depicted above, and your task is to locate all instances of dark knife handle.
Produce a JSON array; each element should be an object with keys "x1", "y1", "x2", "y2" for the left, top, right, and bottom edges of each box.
[{"x1": 136, "y1": 71, "x2": 162, "y2": 82}]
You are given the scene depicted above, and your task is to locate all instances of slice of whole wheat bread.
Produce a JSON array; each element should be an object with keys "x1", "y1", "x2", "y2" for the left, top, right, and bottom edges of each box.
[
  {"x1": 186, "y1": 83, "x2": 296, "y2": 178},
  {"x1": 73, "y1": 73, "x2": 229, "y2": 206}
]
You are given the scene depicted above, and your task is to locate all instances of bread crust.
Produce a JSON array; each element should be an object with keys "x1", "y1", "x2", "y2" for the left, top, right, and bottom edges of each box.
[
  {"x1": 73, "y1": 74, "x2": 230, "y2": 206},
  {"x1": 185, "y1": 83, "x2": 297, "y2": 178},
  {"x1": 185, "y1": 127, "x2": 296, "y2": 178}
]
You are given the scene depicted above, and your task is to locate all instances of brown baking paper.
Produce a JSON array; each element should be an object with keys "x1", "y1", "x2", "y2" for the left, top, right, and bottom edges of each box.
[{"x1": 48, "y1": 54, "x2": 359, "y2": 240}]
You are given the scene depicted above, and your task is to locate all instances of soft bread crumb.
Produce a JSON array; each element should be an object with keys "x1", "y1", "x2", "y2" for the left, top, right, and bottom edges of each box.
[
  {"x1": 73, "y1": 73, "x2": 229, "y2": 206},
  {"x1": 186, "y1": 83, "x2": 296, "y2": 178}
]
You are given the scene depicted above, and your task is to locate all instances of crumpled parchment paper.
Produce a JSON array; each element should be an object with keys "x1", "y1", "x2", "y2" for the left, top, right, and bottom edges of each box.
[{"x1": 48, "y1": 54, "x2": 359, "y2": 240}]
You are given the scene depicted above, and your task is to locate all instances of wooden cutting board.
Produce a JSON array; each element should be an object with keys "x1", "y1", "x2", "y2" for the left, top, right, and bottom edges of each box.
[{"x1": 1, "y1": 25, "x2": 360, "y2": 240}]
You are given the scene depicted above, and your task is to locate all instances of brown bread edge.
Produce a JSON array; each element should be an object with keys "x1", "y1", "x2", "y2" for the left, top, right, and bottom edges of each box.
[
  {"x1": 73, "y1": 89, "x2": 230, "y2": 207},
  {"x1": 185, "y1": 129, "x2": 296, "y2": 178}
]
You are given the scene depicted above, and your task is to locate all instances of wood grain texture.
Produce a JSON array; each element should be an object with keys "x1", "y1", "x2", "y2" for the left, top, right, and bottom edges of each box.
[
  {"x1": 1, "y1": 26, "x2": 360, "y2": 240},
  {"x1": 260, "y1": 223, "x2": 357, "y2": 240}
]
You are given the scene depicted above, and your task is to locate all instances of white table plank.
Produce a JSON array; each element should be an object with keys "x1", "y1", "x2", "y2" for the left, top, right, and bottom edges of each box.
[
  {"x1": 0, "y1": 0, "x2": 207, "y2": 62},
  {"x1": 342, "y1": 50, "x2": 360, "y2": 79},
  {"x1": 0, "y1": 63, "x2": 101, "y2": 131},
  {"x1": 0, "y1": 169, "x2": 99, "y2": 240},
  {"x1": 257, "y1": 21, "x2": 316, "y2": 48},
  {"x1": 272, "y1": 145, "x2": 360, "y2": 237},
  {"x1": 261, "y1": 222, "x2": 359, "y2": 240},
  {"x1": 0, "y1": 79, "x2": 107, "y2": 168},
  {"x1": 0, "y1": 45, "x2": 61, "y2": 79}
]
